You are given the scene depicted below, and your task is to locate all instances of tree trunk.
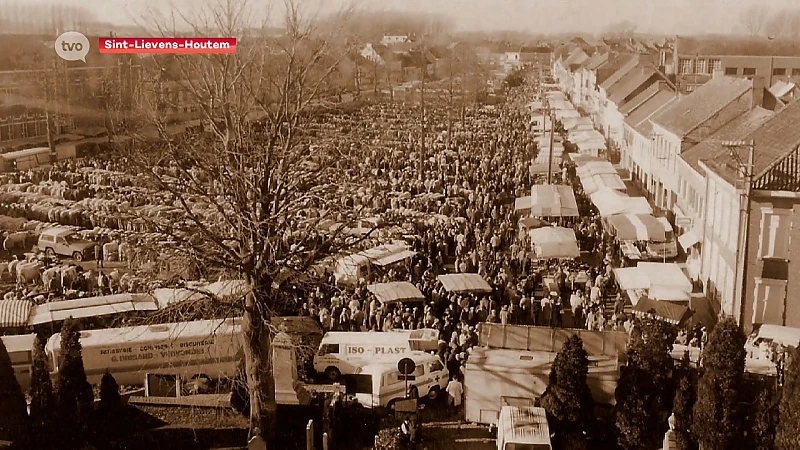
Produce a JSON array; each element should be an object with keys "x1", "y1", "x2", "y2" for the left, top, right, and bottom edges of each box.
[{"x1": 242, "y1": 289, "x2": 277, "y2": 443}]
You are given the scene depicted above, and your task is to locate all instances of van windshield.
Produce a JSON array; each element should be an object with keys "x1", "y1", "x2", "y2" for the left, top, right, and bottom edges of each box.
[{"x1": 504, "y1": 444, "x2": 551, "y2": 450}]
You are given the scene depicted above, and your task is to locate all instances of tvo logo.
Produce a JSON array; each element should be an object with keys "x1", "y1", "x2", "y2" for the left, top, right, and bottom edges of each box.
[{"x1": 55, "y1": 31, "x2": 90, "y2": 62}]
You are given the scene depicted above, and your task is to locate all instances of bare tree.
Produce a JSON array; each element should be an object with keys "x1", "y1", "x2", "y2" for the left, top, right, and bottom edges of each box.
[{"x1": 122, "y1": 0, "x2": 363, "y2": 443}]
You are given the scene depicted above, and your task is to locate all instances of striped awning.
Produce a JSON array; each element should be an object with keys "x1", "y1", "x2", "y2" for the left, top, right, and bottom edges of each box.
[
  {"x1": 0, "y1": 299, "x2": 34, "y2": 329},
  {"x1": 530, "y1": 184, "x2": 579, "y2": 217},
  {"x1": 606, "y1": 214, "x2": 666, "y2": 242}
]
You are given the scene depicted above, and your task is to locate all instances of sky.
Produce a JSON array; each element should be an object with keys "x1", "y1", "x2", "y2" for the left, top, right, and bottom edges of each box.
[{"x1": 7, "y1": 0, "x2": 800, "y2": 35}]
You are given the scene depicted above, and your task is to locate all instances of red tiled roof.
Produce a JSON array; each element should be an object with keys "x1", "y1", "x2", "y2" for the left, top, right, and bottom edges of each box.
[
  {"x1": 703, "y1": 99, "x2": 800, "y2": 185},
  {"x1": 681, "y1": 107, "x2": 774, "y2": 172},
  {"x1": 651, "y1": 76, "x2": 752, "y2": 137}
]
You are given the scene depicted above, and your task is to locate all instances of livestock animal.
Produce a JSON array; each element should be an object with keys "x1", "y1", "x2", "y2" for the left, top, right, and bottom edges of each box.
[
  {"x1": 16, "y1": 261, "x2": 42, "y2": 285},
  {"x1": 3, "y1": 231, "x2": 36, "y2": 255}
]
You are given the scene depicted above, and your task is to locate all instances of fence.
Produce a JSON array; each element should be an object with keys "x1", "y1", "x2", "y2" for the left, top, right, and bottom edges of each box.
[{"x1": 477, "y1": 323, "x2": 628, "y2": 357}]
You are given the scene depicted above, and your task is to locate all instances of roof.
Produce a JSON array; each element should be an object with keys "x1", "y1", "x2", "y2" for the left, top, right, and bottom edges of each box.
[
  {"x1": 633, "y1": 297, "x2": 691, "y2": 325},
  {"x1": 563, "y1": 48, "x2": 589, "y2": 66},
  {"x1": 598, "y1": 53, "x2": 639, "y2": 88},
  {"x1": 499, "y1": 406, "x2": 551, "y2": 445},
  {"x1": 676, "y1": 35, "x2": 800, "y2": 57},
  {"x1": 1, "y1": 147, "x2": 50, "y2": 160},
  {"x1": 625, "y1": 88, "x2": 678, "y2": 136},
  {"x1": 769, "y1": 80, "x2": 796, "y2": 99},
  {"x1": 520, "y1": 45, "x2": 550, "y2": 54},
  {"x1": 704, "y1": 97, "x2": 800, "y2": 184},
  {"x1": 28, "y1": 293, "x2": 159, "y2": 326},
  {"x1": 437, "y1": 273, "x2": 492, "y2": 294},
  {"x1": 0, "y1": 333, "x2": 35, "y2": 353},
  {"x1": 620, "y1": 81, "x2": 670, "y2": 115},
  {"x1": 552, "y1": 43, "x2": 576, "y2": 60},
  {"x1": 46, "y1": 317, "x2": 241, "y2": 352},
  {"x1": 652, "y1": 76, "x2": 752, "y2": 137},
  {"x1": 367, "y1": 281, "x2": 425, "y2": 304},
  {"x1": 681, "y1": 107, "x2": 774, "y2": 172},
  {"x1": 607, "y1": 64, "x2": 657, "y2": 106},
  {"x1": 582, "y1": 52, "x2": 609, "y2": 70}
]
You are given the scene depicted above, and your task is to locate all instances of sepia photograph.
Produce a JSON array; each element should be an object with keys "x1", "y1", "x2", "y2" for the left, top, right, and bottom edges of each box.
[{"x1": 0, "y1": 0, "x2": 798, "y2": 449}]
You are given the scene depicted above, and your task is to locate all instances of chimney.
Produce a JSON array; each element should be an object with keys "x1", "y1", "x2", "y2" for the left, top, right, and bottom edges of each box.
[{"x1": 751, "y1": 75, "x2": 766, "y2": 108}]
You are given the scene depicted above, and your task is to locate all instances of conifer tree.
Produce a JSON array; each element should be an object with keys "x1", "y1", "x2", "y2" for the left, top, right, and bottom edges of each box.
[
  {"x1": 56, "y1": 318, "x2": 94, "y2": 444},
  {"x1": 99, "y1": 370, "x2": 121, "y2": 411},
  {"x1": 541, "y1": 335, "x2": 593, "y2": 446},
  {"x1": 29, "y1": 333, "x2": 56, "y2": 428},
  {"x1": 673, "y1": 354, "x2": 698, "y2": 450},
  {"x1": 0, "y1": 336, "x2": 28, "y2": 443},
  {"x1": 776, "y1": 348, "x2": 800, "y2": 450},
  {"x1": 749, "y1": 385, "x2": 777, "y2": 450},
  {"x1": 692, "y1": 318, "x2": 746, "y2": 450}
]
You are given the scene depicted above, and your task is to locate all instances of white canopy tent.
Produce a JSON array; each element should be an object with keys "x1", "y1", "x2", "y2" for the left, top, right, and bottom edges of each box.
[
  {"x1": 590, "y1": 188, "x2": 652, "y2": 217},
  {"x1": 529, "y1": 226, "x2": 580, "y2": 259},
  {"x1": 613, "y1": 263, "x2": 693, "y2": 306},
  {"x1": 515, "y1": 185, "x2": 579, "y2": 217},
  {"x1": 576, "y1": 162, "x2": 627, "y2": 195}
]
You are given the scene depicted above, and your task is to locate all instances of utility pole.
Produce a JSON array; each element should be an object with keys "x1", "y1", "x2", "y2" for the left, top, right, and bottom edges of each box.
[{"x1": 722, "y1": 140, "x2": 755, "y2": 329}]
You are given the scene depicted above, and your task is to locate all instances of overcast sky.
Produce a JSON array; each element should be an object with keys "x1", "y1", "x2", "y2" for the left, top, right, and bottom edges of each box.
[{"x1": 8, "y1": 0, "x2": 800, "y2": 35}]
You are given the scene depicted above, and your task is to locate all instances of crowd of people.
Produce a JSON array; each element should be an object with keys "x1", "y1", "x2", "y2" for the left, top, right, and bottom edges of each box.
[{"x1": 288, "y1": 81, "x2": 662, "y2": 391}]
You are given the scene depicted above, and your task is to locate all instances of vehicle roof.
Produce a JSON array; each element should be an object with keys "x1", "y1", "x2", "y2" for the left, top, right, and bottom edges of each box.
[
  {"x1": 321, "y1": 331, "x2": 412, "y2": 344},
  {"x1": 754, "y1": 324, "x2": 800, "y2": 345},
  {"x1": 46, "y1": 317, "x2": 242, "y2": 351},
  {"x1": 356, "y1": 351, "x2": 441, "y2": 374},
  {"x1": 1, "y1": 333, "x2": 36, "y2": 353},
  {"x1": 499, "y1": 406, "x2": 551, "y2": 444},
  {"x1": 41, "y1": 227, "x2": 77, "y2": 237}
]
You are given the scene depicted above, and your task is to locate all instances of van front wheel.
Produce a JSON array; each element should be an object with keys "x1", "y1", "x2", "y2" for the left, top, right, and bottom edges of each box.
[
  {"x1": 72, "y1": 252, "x2": 83, "y2": 262},
  {"x1": 427, "y1": 386, "x2": 440, "y2": 400},
  {"x1": 324, "y1": 367, "x2": 341, "y2": 382}
]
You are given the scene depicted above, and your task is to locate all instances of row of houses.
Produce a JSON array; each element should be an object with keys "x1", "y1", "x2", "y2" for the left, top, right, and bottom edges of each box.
[{"x1": 552, "y1": 36, "x2": 800, "y2": 333}]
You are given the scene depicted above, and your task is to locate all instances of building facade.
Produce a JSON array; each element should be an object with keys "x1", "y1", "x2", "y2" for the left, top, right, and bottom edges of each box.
[{"x1": 671, "y1": 35, "x2": 800, "y2": 94}]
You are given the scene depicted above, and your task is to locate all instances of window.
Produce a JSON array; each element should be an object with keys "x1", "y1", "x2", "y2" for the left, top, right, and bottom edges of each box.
[
  {"x1": 695, "y1": 59, "x2": 708, "y2": 74},
  {"x1": 758, "y1": 209, "x2": 792, "y2": 259},
  {"x1": 319, "y1": 344, "x2": 339, "y2": 355},
  {"x1": 793, "y1": 68, "x2": 800, "y2": 76},
  {"x1": 427, "y1": 360, "x2": 444, "y2": 373},
  {"x1": 725, "y1": 67, "x2": 739, "y2": 75},
  {"x1": 752, "y1": 278, "x2": 788, "y2": 326},
  {"x1": 709, "y1": 59, "x2": 722, "y2": 73},
  {"x1": 773, "y1": 68, "x2": 787, "y2": 76},
  {"x1": 743, "y1": 67, "x2": 757, "y2": 76},
  {"x1": 679, "y1": 58, "x2": 694, "y2": 74}
]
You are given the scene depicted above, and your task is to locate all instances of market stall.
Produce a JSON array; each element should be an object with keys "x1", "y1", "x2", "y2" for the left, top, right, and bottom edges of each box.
[
  {"x1": 605, "y1": 214, "x2": 666, "y2": 242},
  {"x1": 589, "y1": 188, "x2": 652, "y2": 217},
  {"x1": 437, "y1": 273, "x2": 492, "y2": 294},
  {"x1": 0, "y1": 299, "x2": 34, "y2": 331},
  {"x1": 632, "y1": 297, "x2": 691, "y2": 325},
  {"x1": 613, "y1": 262, "x2": 693, "y2": 306},
  {"x1": 367, "y1": 281, "x2": 425, "y2": 304},
  {"x1": 529, "y1": 226, "x2": 580, "y2": 259},
  {"x1": 576, "y1": 161, "x2": 627, "y2": 195},
  {"x1": 526, "y1": 185, "x2": 579, "y2": 217}
]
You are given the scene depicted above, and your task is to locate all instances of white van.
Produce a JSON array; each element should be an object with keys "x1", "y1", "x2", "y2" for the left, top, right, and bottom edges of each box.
[
  {"x1": 745, "y1": 324, "x2": 800, "y2": 360},
  {"x1": 2, "y1": 333, "x2": 35, "y2": 392},
  {"x1": 45, "y1": 317, "x2": 243, "y2": 385},
  {"x1": 313, "y1": 329, "x2": 439, "y2": 380},
  {"x1": 350, "y1": 351, "x2": 448, "y2": 409},
  {"x1": 646, "y1": 217, "x2": 678, "y2": 260},
  {"x1": 497, "y1": 406, "x2": 552, "y2": 450}
]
